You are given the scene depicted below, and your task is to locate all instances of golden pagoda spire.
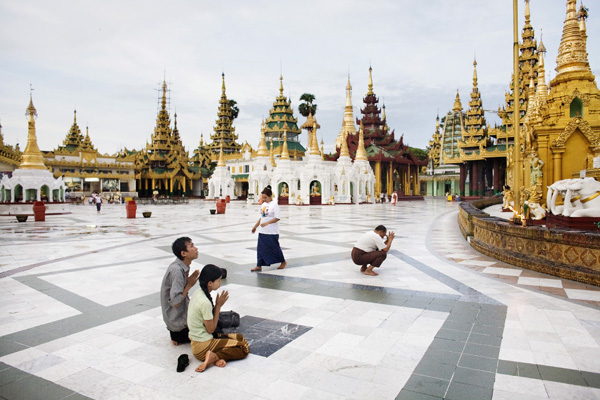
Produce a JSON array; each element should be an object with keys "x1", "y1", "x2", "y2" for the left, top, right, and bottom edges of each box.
[
  {"x1": 555, "y1": 0, "x2": 591, "y2": 77},
  {"x1": 281, "y1": 131, "x2": 290, "y2": 160},
  {"x1": 524, "y1": 0, "x2": 531, "y2": 26},
  {"x1": 320, "y1": 139, "x2": 324, "y2": 161},
  {"x1": 310, "y1": 122, "x2": 320, "y2": 155},
  {"x1": 269, "y1": 138, "x2": 277, "y2": 167},
  {"x1": 367, "y1": 66, "x2": 374, "y2": 95},
  {"x1": 20, "y1": 94, "x2": 47, "y2": 170},
  {"x1": 536, "y1": 44, "x2": 549, "y2": 101},
  {"x1": 340, "y1": 127, "x2": 350, "y2": 157},
  {"x1": 221, "y1": 72, "x2": 226, "y2": 94},
  {"x1": 336, "y1": 75, "x2": 358, "y2": 148},
  {"x1": 382, "y1": 103, "x2": 387, "y2": 121},
  {"x1": 355, "y1": 121, "x2": 368, "y2": 161},
  {"x1": 217, "y1": 141, "x2": 225, "y2": 167},
  {"x1": 453, "y1": 90, "x2": 463, "y2": 112},
  {"x1": 257, "y1": 120, "x2": 269, "y2": 157}
]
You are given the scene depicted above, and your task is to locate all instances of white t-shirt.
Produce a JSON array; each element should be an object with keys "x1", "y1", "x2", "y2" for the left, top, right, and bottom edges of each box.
[
  {"x1": 259, "y1": 200, "x2": 280, "y2": 235},
  {"x1": 354, "y1": 230, "x2": 386, "y2": 252}
]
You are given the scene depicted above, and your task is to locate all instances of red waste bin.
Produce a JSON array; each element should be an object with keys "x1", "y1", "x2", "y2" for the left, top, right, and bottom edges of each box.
[
  {"x1": 33, "y1": 201, "x2": 46, "y2": 222},
  {"x1": 216, "y1": 199, "x2": 226, "y2": 214},
  {"x1": 126, "y1": 200, "x2": 137, "y2": 218},
  {"x1": 225, "y1": 195, "x2": 231, "y2": 203}
]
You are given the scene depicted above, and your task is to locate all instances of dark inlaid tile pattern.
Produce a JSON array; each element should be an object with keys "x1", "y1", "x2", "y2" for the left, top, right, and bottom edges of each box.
[
  {"x1": 224, "y1": 316, "x2": 311, "y2": 358},
  {"x1": 497, "y1": 360, "x2": 600, "y2": 389},
  {"x1": 0, "y1": 362, "x2": 93, "y2": 400}
]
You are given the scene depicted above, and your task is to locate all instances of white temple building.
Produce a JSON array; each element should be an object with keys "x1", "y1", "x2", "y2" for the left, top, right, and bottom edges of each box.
[
  {"x1": 1, "y1": 95, "x2": 66, "y2": 203},
  {"x1": 207, "y1": 75, "x2": 376, "y2": 205}
]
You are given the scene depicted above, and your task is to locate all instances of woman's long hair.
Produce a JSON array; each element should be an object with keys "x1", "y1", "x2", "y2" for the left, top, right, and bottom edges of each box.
[{"x1": 199, "y1": 264, "x2": 223, "y2": 308}]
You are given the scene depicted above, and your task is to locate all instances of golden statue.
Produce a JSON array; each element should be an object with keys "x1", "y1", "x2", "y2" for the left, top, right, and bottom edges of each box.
[{"x1": 280, "y1": 183, "x2": 289, "y2": 197}]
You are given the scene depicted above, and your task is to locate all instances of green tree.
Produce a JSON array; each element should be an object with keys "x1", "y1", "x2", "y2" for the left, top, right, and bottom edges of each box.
[
  {"x1": 298, "y1": 93, "x2": 317, "y2": 117},
  {"x1": 229, "y1": 99, "x2": 239, "y2": 120}
]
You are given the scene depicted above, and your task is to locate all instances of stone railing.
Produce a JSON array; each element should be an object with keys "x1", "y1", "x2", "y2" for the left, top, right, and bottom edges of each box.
[{"x1": 458, "y1": 198, "x2": 600, "y2": 286}]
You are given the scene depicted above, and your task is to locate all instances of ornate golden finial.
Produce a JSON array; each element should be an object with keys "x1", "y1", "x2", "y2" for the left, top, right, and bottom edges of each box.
[
  {"x1": 355, "y1": 121, "x2": 368, "y2": 161},
  {"x1": 473, "y1": 57, "x2": 478, "y2": 87},
  {"x1": 367, "y1": 66, "x2": 374, "y2": 95},
  {"x1": 525, "y1": 0, "x2": 531, "y2": 24},
  {"x1": 452, "y1": 90, "x2": 463, "y2": 112},
  {"x1": 555, "y1": 0, "x2": 591, "y2": 76},
  {"x1": 281, "y1": 131, "x2": 290, "y2": 160},
  {"x1": 257, "y1": 120, "x2": 269, "y2": 157},
  {"x1": 217, "y1": 141, "x2": 225, "y2": 167},
  {"x1": 20, "y1": 93, "x2": 46, "y2": 170},
  {"x1": 161, "y1": 80, "x2": 168, "y2": 111},
  {"x1": 382, "y1": 103, "x2": 387, "y2": 121},
  {"x1": 222, "y1": 72, "x2": 226, "y2": 94},
  {"x1": 200, "y1": 133, "x2": 204, "y2": 147},
  {"x1": 279, "y1": 74, "x2": 284, "y2": 96}
]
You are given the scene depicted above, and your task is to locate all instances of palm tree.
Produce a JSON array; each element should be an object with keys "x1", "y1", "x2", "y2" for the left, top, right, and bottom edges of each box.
[
  {"x1": 298, "y1": 93, "x2": 317, "y2": 117},
  {"x1": 229, "y1": 99, "x2": 239, "y2": 120}
]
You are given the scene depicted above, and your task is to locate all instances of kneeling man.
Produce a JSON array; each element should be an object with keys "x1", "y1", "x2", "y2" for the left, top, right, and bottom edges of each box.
[
  {"x1": 351, "y1": 225, "x2": 395, "y2": 276},
  {"x1": 160, "y1": 237, "x2": 200, "y2": 345}
]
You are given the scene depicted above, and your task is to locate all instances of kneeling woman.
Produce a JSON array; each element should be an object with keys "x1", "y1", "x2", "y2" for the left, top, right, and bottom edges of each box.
[{"x1": 187, "y1": 264, "x2": 249, "y2": 372}]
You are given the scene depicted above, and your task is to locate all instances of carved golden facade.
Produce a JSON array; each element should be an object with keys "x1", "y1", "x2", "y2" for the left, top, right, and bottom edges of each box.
[
  {"x1": 135, "y1": 81, "x2": 201, "y2": 197},
  {"x1": 42, "y1": 110, "x2": 137, "y2": 195},
  {"x1": 527, "y1": 0, "x2": 600, "y2": 204}
]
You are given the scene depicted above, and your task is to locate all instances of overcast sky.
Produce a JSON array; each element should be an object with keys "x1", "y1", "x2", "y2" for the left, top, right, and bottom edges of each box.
[{"x1": 1, "y1": 1, "x2": 598, "y2": 156}]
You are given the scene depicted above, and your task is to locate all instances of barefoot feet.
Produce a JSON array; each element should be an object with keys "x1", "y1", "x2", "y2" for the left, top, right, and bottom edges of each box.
[
  {"x1": 277, "y1": 261, "x2": 287, "y2": 270},
  {"x1": 171, "y1": 340, "x2": 180, "y2": 346},
  {"x1": 196, "y1": 351, "x2": 221, "y2": 372},
  {"x1": 215, "y1": 359, "x2": 227, "y2": 368},
  {"x1": 360, "y1": 265, "x2": 367, "y2": 272},
  {"x1": 251, "y1": 266, "x2": 262, "y2": 272},
  {"x1": 363, "y1": 265, "x2": 379, "y2": 276}
]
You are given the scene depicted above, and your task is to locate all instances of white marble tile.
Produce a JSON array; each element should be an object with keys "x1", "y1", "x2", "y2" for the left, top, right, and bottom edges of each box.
[{"x1": 494, "y1": 374, "x2": 548, "y2": 397}]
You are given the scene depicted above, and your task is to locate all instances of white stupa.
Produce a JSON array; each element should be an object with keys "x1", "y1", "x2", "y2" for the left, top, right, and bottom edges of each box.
[{"x1": 0, "y1": 94, "x2": 66, "y2": 203}]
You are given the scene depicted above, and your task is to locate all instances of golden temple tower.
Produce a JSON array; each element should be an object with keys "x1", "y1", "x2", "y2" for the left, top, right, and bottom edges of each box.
[
  {"x1": 208, "y1": 73, "x2": 241, "y2": 156},
  {"x1": 531, "y1": 0, "x2": 600, "y2": 203},
  {"x1": 19, "y1": 95, "x2": 47, "y2": 170}
]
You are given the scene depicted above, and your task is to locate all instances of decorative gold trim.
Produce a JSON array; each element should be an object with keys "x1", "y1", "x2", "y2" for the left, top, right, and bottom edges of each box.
[{"x1": 552, "y1": 118, "x2": 599, "y2": 147}]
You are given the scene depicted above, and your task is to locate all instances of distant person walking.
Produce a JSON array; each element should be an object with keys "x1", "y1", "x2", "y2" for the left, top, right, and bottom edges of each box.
[
  {"x1": 351, "y1": 225, "x2": 395, "y2": 276},
  {"x1": 251, "y1": 187, "x2": 286, "y2": 272},
  {"x1": 92, "y1": 192, "x2": 102, "y2": 213}
]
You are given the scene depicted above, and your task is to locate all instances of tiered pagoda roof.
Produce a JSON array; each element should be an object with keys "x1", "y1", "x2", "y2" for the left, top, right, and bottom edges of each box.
[
  {"x1": 206, "y1": 73, "x2": 241, "y2": 156},
  {"x1": 264, "y1": 76, "x2": 305, "y2": 154},
  {"x1": 190, "y1": 133, "x2": 213, "y2": 178},
  {"x1": 55, "y1": 110, "x2": 95, "y2": 153},
  {"x1": 339, "y1": 67, "x2": 423, "y2": 167},
  {"x1": 497, "y1": 0, "x2": 540, "y2": 132},
  {"x1": 136, "y1": 81, "x2": 200, "y2": 181},
  {"x1": 458, "y1": 59, "x2": 490, "y2": 157}
]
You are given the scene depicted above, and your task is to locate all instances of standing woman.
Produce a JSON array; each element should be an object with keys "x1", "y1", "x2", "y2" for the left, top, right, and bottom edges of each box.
[
  {"x1": 188, "y1": 264, "x2": 249, "y2": 372},
  {"x1": 251, "y1": 187, "x2": 287, "y2": 272}
]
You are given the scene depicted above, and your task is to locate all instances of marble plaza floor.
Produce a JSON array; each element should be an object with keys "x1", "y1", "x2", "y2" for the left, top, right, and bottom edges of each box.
[{"x1": 2, "y1": 199, "x2": 600, "y2": 400}]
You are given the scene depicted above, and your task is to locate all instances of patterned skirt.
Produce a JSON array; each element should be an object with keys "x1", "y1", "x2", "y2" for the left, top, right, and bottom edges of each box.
[{"x1": 191, "y1": 333, "x2": 249, "y2": 362}]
